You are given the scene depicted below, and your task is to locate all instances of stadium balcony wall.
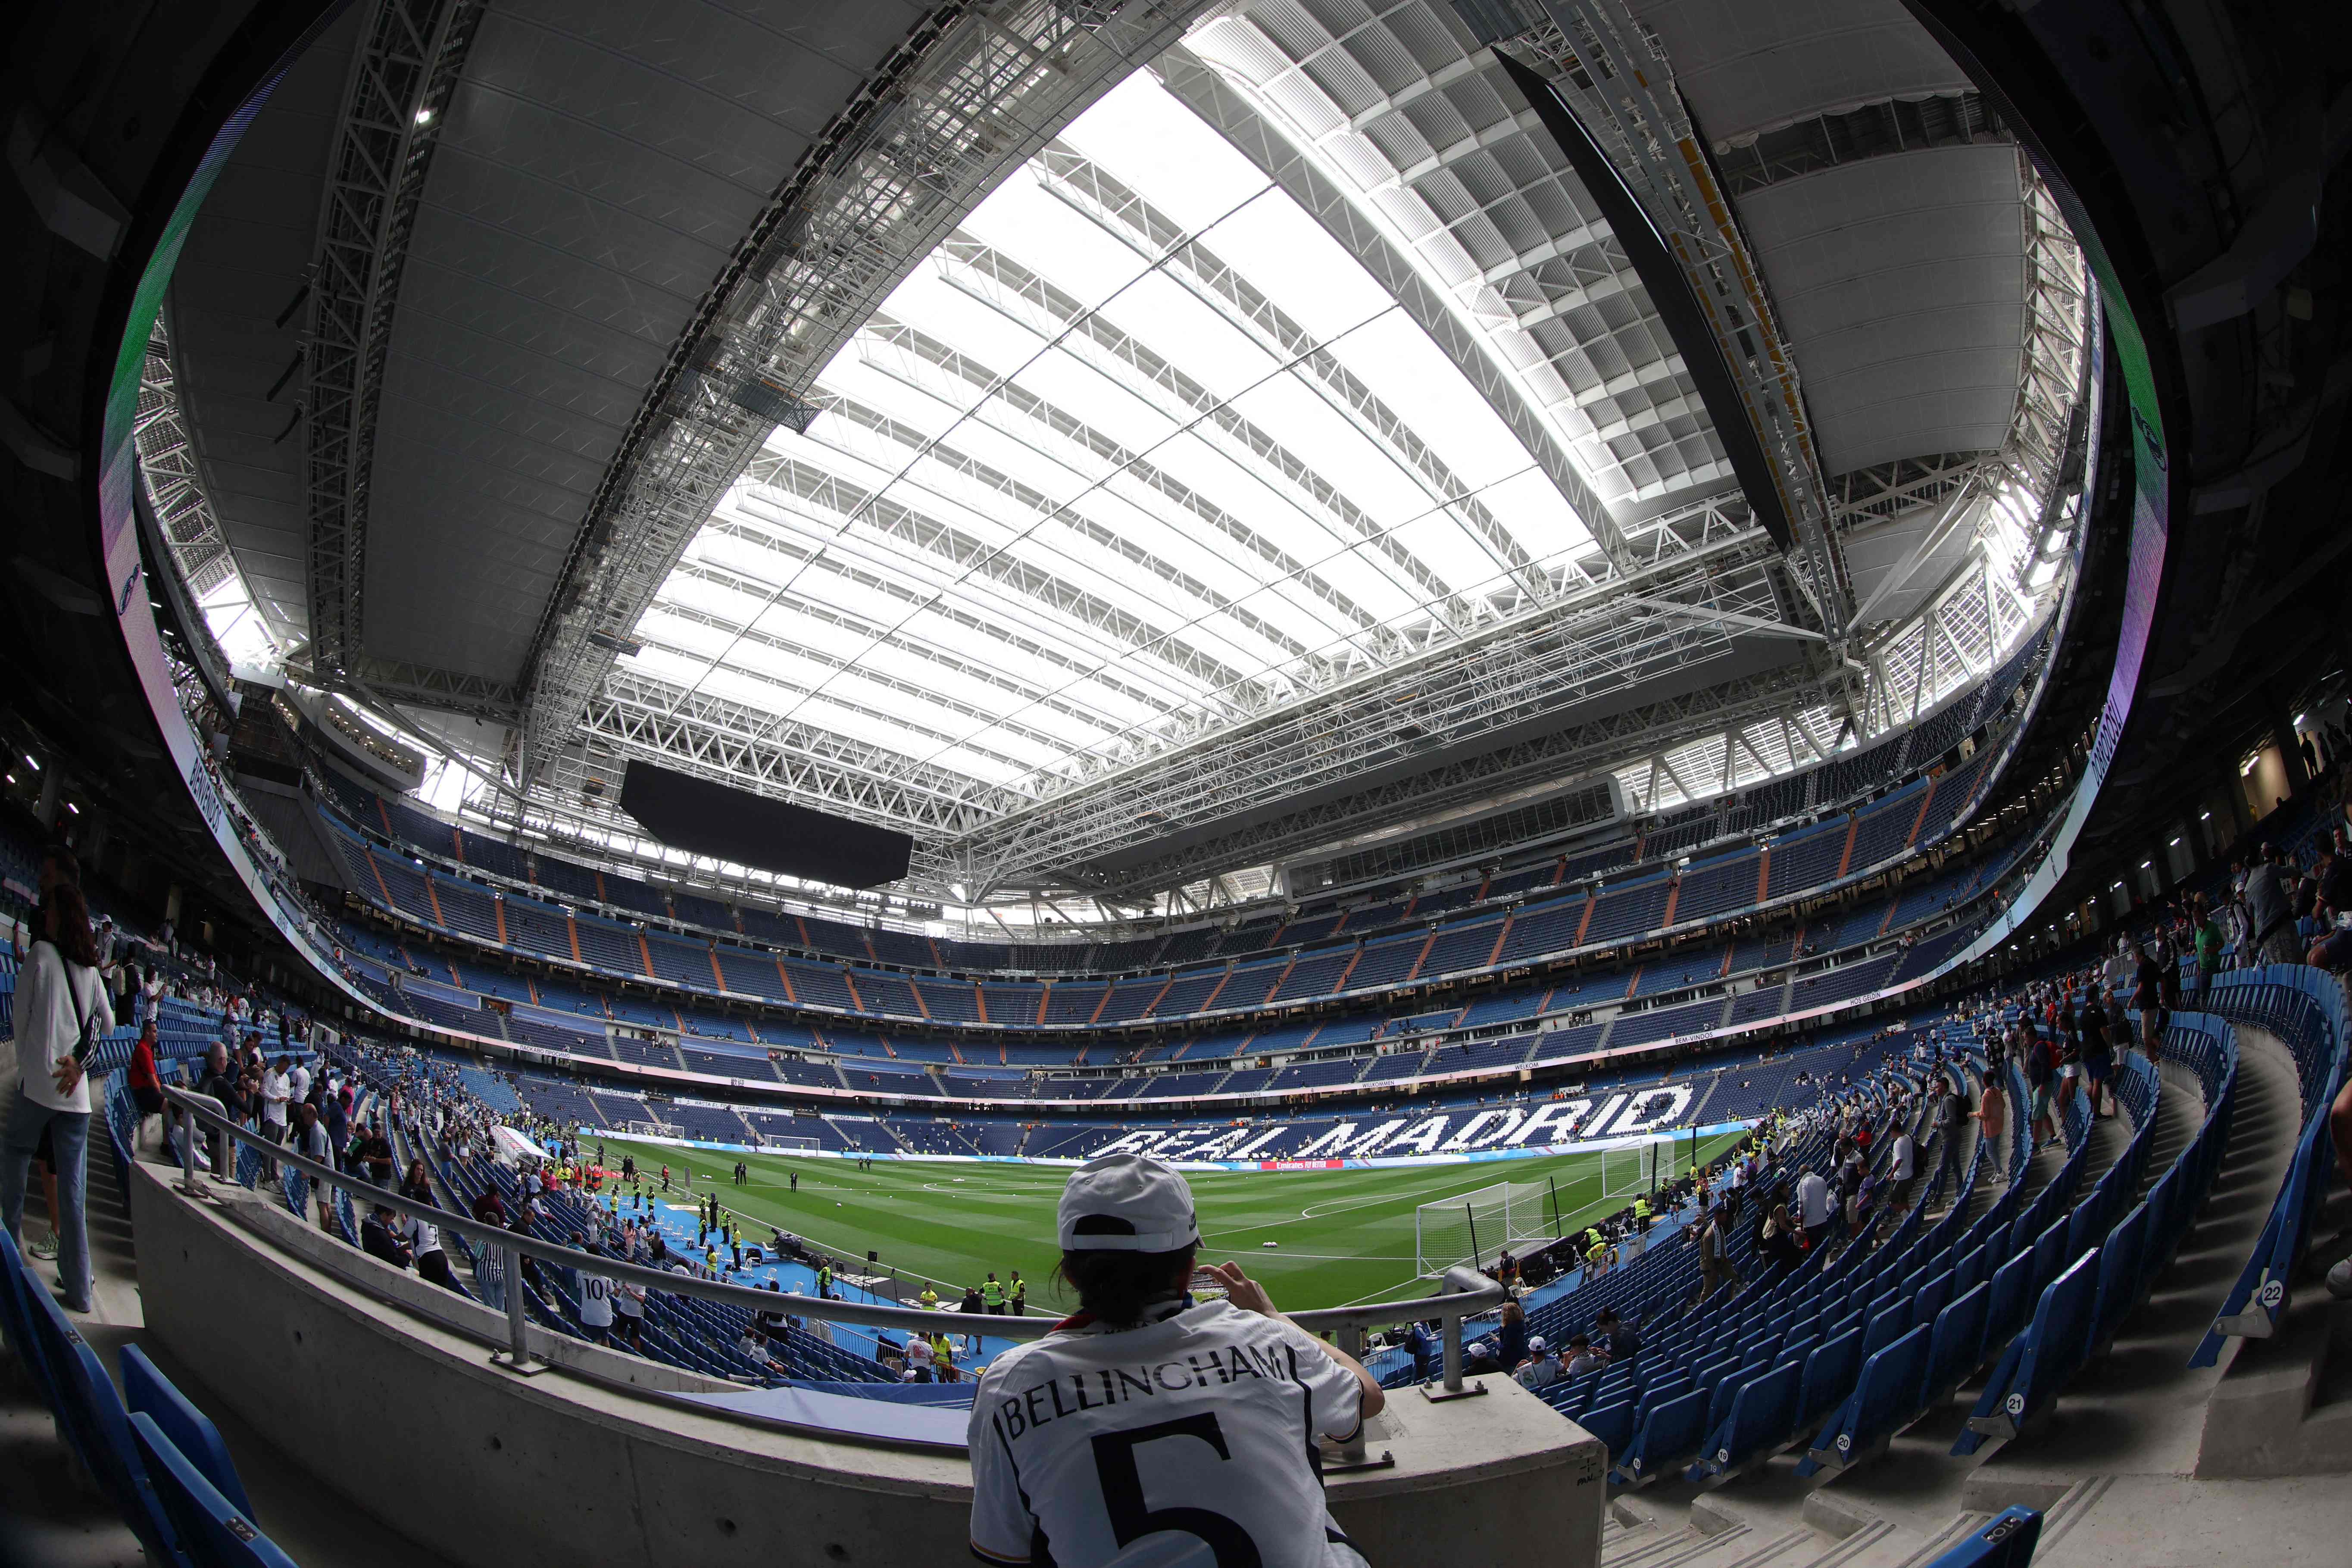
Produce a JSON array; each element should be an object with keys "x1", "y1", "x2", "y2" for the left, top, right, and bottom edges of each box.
[
  {"x1": 129, "y1": 1156, "x2": 1599, "y2": 1566},
  {"x1": 327, "y1": 809, "x2": 2025, "y2": 1118},
  {"x1": 306, "y1": 617, "x2": 2048, "y2": 1004},
  {"x1": 315, "y1": 715, "x2": 2044, "y2": 1052}
]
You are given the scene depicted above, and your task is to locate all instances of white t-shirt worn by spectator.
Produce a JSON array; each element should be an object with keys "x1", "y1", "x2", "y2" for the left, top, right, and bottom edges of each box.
[
  {"x1": 11, "y1": 941, "x2": 113, "y2": 1115},
  {"x1": 968, "y1": 1299, "x2": 1365, "y2": 1568},
  {"x1": 578, "y1": 1271, "x2": 615, "y2": 1328},
  {"x1": 1795, "y1": 1171, "x2": 1833, "y2": 1230},
  {"x1": 396, "y1": 1212, "x2": 439, "y2": 1259},
  {"x1": 260, "y1": 1070, "x2": 290, "y2": 1127},
  {"x1": 1890, "y1": 1133, "x2": 1915, "y2": 1182}
]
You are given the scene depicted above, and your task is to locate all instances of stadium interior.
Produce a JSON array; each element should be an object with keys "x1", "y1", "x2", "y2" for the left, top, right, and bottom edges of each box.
[{"x1": 2, "y1": 0, "x2": 2349, "y2": 1563}]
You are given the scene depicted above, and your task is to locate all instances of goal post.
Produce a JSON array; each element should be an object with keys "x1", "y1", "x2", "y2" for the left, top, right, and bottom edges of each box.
[
  {"x1": 1600, "y1": 1140, "x2": 1660, "y2": 1201},
  {"x1": 1414, "y1": 1180, "x2": 1561, "y2": 1278},
  {"x1": 757, "y1": 1133, "x2": 821, "y2": 1153}
]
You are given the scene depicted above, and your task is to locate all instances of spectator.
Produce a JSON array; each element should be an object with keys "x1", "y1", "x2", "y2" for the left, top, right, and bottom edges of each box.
[
  {"x1": 1593, "y1": 1307, "x2": 1640, "y2": 1363},
  {"x1": 1, "y1": 882, "x2": 112, "y2": 1314},
  {"x1": 1514, "y1": 1337, "x2": 1561, "y2": 1390},
  {"x1": 576, "y1": 1248, "x2": 616, "y2": 1343},
  {"x1": 1496, "y1": 1297, "x2": 1528, "y2": 1368},
  {"x1": 1757, "y1": 1202, "x2": 1803, "y2": 1271},
  {"x1": 400, "y1": 1202, "x2": 456, "y2": 1292},
  {"x1": 1404, "y1": 1319, "x2": 1437, "y2": 1382},
  {"x1": 1794, "y1": 1166, "x2": 1831, "y2": 1233},
  {"x1": 614, "y1": 1274, "x2": 647, "y2": 1348},
  {"x1": 1978, "y1": 1066, "x2": 2007, "y2": 1178},
  {"x1": 126, "y1": 1021, "x2": 165, "y2": 1154},
  {"x1": 360, "y1": 1203, "x2": 413, "y2": 1271},
  {"x1": 737, "y1": 1326, "x2": 786, "y2": 1377},
  {"x1": 1887, "y1": 1125, "x2": 1916, "y2": 1210},
  {"x1": 1696, "y1": 1201, "x2": 1740, "y2": 1301},
  {"x1": 353, "y1": 1123, "x2": 396, "y2": 1187},
  {"x1": 1562, "y1": 1333, "x2": 1602, "y2": 1378},
  {"x1": 967, "y1": 1155, "x2": 1382, "y2": 1568}
]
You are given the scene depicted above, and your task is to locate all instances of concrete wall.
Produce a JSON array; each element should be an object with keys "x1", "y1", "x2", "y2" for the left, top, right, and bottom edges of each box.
[{"x1": 132, "y1": 1160, "x2": 1602, "y2": 1566}]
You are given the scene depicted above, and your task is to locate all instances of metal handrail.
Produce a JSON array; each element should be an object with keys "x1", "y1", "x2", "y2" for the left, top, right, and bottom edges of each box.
[{"x1": 159, "y1": 1086, "x2": 1502, "y2": 1397}]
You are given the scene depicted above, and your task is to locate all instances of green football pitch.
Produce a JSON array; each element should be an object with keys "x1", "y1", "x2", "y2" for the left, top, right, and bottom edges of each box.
[{"x1": 589, "y1": 1129, "x2": 1744, "y2": 1311}]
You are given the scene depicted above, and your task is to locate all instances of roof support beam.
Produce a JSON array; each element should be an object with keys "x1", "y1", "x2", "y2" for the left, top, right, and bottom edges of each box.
[
  {"x1": 512, "y1": 0, "x2": 1221, "y2": 785},
  {"x1": 301, "y1": 0, "x2": 485, "y2": 687},
  {"x1": 1156, "y1": 45, "x2": 1640, "y2": 577}
]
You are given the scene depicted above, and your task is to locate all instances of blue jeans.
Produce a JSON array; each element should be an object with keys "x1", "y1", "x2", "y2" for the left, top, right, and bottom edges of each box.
[{"x1": 1, "y1": 1090, "x2": 92, "y2": 1311}]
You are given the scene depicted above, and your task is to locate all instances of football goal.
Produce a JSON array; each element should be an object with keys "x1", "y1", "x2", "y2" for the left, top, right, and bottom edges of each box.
[
  {"x1": 758, "y1": 1133, "x2": 822, "y2": 1153},
  {"x1": 1414, "y1": 1180, "x2": 1565, "y2": 1278},
  {"x1": 1600, "y1": 1139, "x2": 1663, "y2": 1201}
]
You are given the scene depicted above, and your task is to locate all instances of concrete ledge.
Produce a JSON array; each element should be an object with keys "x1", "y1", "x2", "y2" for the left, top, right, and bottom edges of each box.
[
  {"x1": 213, "y1": 1173, "x2": 737, "y2": 1395},
  {"x1": 1799, "y1": 1487, "x2": 1882, "y2": 1540},
  {"x1": 2197, "y1": 1287, "x2": 2352, "y2": 1477},
  {"x1": 1959, "y1": 1471, "x2": 2078, "y2": 1515},
  {"x1": 132, "y1": 1160, "x2": 1604, "y2": 1565}
]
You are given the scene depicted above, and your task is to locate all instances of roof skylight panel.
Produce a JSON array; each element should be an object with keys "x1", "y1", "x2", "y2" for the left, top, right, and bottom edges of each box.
[
  {"x1": 724, "y1": 481, "x2": 1207, "y2": 712},
  {"x1": 718, "y1": 602, "x2": 1109, "y2": 756}
]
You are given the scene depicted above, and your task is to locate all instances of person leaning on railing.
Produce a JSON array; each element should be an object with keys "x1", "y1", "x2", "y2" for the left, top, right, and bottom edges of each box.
[{"x1": 967, "y1": 1154, "x2": 1384, "y2": 1568}]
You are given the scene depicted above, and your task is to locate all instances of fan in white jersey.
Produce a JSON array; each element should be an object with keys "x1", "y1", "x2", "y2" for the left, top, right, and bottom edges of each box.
[
  {"x1": 968, "y1": 1154, "x2": 1383, "y2": 1568},
  {"x1": 575, "y1": 1246, "x2": 616, "y2": 1343}
]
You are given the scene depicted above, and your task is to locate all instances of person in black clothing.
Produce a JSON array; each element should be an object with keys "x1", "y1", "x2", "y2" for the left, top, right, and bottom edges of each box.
[
  {"x1": 353, "y1": 1124, "x2": 395, "y2": 1187},
  {"x1": 1593, "y1": 1307, "x2": 1640, "y2": 1364},
  {"x1": 360, "y1": 1204, "x2": 413, "y2": 1271},
  {"x1": 194, "y1": 1044, "x2": 241, "y2": 1173}
]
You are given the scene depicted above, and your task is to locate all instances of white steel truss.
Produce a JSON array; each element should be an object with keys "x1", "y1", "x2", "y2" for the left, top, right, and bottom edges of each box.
[
  {"x1": 1454, "y1": 0, "x2": 1855, "y2": 629},
  {"x1": 134, "y1": 314, "x2": 248, "y2": 611},
  {"x1": 301, "y1": 0, "x2": 484, "y2": 683},
  {"x1": 1164, "y1": 1, "x2": 1735, "y2": 516},
  {"x1": 511, "y1": 0, "x2": 1221, "y2": 792},
  {"x1": 444, "y1": 3, "x2": 2083, "y2": 912}
]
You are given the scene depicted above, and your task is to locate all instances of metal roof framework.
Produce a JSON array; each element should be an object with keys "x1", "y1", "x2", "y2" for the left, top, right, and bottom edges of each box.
[
  {"x1": 472, "y1": 8, "x2": 2088, "y2": 908},
  {"x1": 504, "y1": 0, "x2": 1223, "y2": 794}
]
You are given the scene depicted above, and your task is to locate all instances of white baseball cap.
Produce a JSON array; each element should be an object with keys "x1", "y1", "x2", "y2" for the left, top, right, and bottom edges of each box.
[
  {"x1": 1528, "y1": 1335, "x2": 1547, "y2": 1353},
  {"x1": 1057, "y1": 1153, "x2": 1201, "y2": 1253}
]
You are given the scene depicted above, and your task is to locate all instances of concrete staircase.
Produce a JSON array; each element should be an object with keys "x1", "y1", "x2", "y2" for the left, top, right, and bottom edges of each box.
[{"x1": 1594, "y1": 1032, "x2": 2346, "y2": 1566}]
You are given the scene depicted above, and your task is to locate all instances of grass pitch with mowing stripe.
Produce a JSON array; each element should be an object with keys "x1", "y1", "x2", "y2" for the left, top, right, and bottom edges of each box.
[{"x1": 592, "y1": 1131, "x2": 1742, "y2": 1311}]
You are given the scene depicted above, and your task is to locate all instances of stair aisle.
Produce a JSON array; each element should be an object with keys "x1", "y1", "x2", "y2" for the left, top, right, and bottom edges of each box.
[
  {"x1": 0, "y1": 1144, "x2": 461, "y2": 1568},
  {"x1": 1590, "y1": 1025, "x2": 2335, "y2": 1568}
]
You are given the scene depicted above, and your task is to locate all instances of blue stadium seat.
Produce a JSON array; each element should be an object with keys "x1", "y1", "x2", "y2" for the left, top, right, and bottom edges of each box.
[
  {"x1": 1578, "y1": 1398, "x2": 1637, "y2": 1462},
  {"x1": 1921, "y1": 1506, "x2": 2042, "y2": 1567},
  {"x1": 1686, "y1": 1358, "x2": 1800, "y2": 1485},
  {"x1": 131, "y1": 1414, "x2": 299, "y2": 1568},
  {"x1": 1922, "y1": 1280, "x2": 1992, "y2": 1405},
  {"x1": 0, "y1": 1226, "x2": 64, "y2": 1419},
  {"x1": 1611, "y1": 1387, "x2": 1708, "y2": 1486},
  {"x1": 1799, "y1": 1323, "x2": 1930, "y2": 1475},
  {"x1": 17, "y1": 1270, "x2": 187, "y2": 1565},
  {"x1": 121, "y1": 1345, "x2": 254, "y2": 1518},
  {"x1": 1955, "y1": 1247, "x2": 2102, "y2": 1454}
]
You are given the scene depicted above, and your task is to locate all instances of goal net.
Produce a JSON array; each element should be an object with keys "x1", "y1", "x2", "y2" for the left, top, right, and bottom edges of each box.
[
  {"x1": 625, "y1": 1119, "x2": 675, "y2": 1138},
  {"x1": 1600, "y1": 1140, "x2": 1662, "y2": 1200},
  {"x1": 758, "y1": 1134, "x2": 821, "y2": 1153},
  {"x1": 1414, "y1": 1181, "x2": 1562, "y2": 1277}
]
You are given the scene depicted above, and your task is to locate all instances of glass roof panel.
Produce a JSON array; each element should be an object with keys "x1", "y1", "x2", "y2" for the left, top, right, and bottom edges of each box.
[{"x1": 628, "y1": 69, "x2": 1640, "y2": 813}]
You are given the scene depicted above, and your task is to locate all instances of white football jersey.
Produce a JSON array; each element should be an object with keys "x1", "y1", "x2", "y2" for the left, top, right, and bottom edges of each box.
[
  {"x1": 968, "y1": 1299, "x2": 1364, "y2": 1568},
  {"x1": 577, "y1": 1271, "x2": 615, "y2": 1327}
]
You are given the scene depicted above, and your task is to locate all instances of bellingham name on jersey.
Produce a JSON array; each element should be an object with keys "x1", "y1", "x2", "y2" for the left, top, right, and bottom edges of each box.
[{"x1": 991, "y1": 1338, "x2": 1322, "y2": 1446}]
